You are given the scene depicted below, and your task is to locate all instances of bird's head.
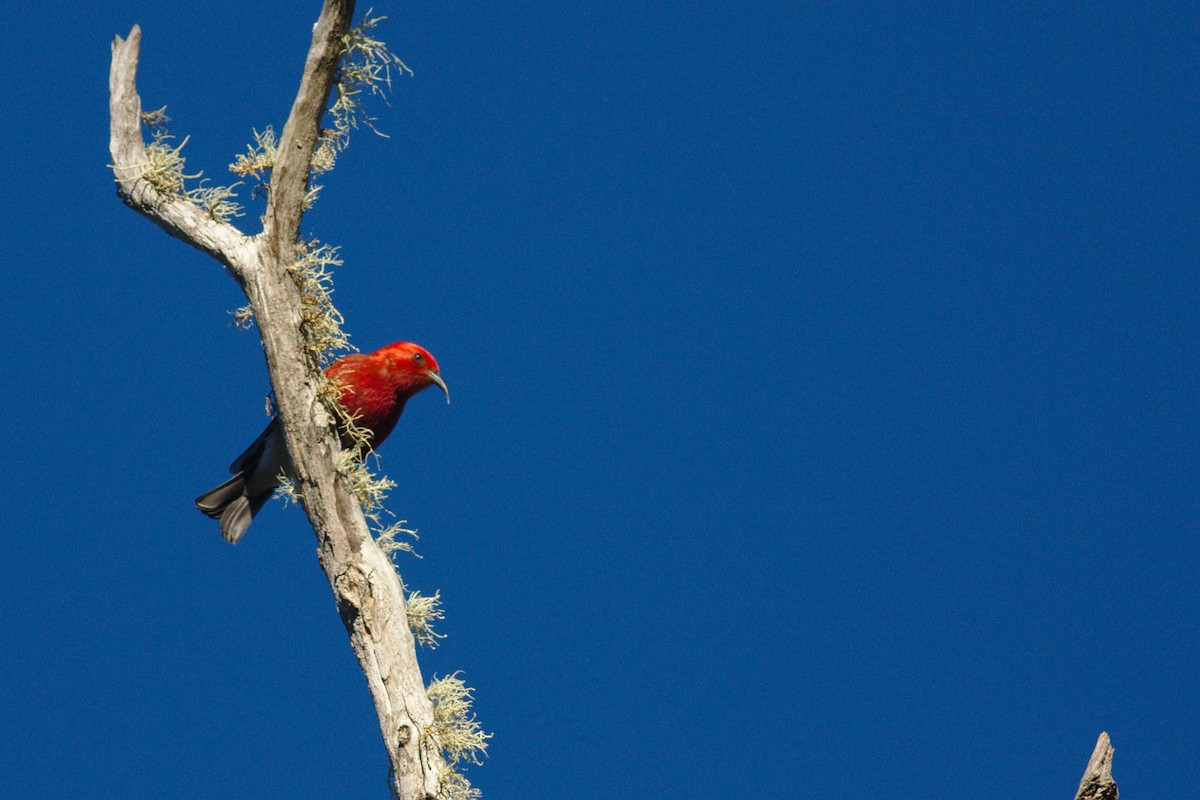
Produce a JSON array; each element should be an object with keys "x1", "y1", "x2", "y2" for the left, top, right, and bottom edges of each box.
[{"x1": 376, "y1": 342, "x2": 450, "y2": 403}]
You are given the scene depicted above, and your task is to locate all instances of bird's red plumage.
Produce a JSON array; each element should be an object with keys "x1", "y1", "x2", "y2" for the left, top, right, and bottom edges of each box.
[
  {"x1": 196, "y1": 341, "x2": 446, "y2": 543},
  {"x1": 326, "y1": 342, "x2": 443, "y2": 447}
]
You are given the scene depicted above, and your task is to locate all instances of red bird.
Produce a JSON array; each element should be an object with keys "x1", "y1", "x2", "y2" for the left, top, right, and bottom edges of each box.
[{"x1": 196, "y1": 342, "x2": 449, "y2": 543}]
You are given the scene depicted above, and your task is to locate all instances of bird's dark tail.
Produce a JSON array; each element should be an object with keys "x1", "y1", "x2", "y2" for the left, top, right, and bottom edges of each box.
[{"x1": 195, "y1": 473, "x2": 272, "y2": 544}]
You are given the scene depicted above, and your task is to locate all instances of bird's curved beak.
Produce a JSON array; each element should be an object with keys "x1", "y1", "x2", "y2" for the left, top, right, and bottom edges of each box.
[{"x1": 427, "y1": 370, "x2": 450, "y2": 404}]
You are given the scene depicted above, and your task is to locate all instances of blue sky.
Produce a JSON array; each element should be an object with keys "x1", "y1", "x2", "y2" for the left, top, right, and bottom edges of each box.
[{"x1": 0, "y1": 2, "x2": 1196, "y2": 797}]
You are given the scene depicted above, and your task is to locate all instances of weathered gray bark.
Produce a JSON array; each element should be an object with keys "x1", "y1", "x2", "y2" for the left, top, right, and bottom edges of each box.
[
  {"x1": 109, "y1": 7, "x2": 446, "y2": 798},
  {"x1": 1074, "y1": 732, "x2": 1118, "y2": 800}
]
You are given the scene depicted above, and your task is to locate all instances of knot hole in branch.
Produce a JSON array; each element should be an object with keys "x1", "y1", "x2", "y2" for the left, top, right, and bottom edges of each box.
[{"x1": 334, "y1": 564, "x2": 374, "y2": 630}]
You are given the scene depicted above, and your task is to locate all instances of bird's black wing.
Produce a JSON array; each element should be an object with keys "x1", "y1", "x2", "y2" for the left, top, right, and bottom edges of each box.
[{"x1": 228, "y1": 417, "x2": 279, "y2": 474}]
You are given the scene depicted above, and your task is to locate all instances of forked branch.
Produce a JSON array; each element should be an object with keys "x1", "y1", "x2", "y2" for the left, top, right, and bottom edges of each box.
[{"x1": 108, "y1": 6, "x2": 452, "y2": 797}]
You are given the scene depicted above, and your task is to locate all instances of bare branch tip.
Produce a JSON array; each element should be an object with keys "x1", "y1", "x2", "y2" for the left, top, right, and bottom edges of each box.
[
  {"x1": 114, "y1": 23, "x2": 141, "y2": 50},
  {"x1": 1074, "y1": 732, "x2": 1118, "y2": 800}
]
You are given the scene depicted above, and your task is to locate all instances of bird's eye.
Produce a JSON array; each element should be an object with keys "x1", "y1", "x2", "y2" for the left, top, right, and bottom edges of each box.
[{"x1": 413, "y1": 353, "x2": 424, "y2": 362}]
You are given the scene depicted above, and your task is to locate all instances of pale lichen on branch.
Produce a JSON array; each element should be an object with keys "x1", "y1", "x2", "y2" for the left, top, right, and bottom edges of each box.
[
  {"x1": 406, "y1": 590, "x2": 446, "y2": 647},
  {"x1": 189, "y1": 180, "x2": 245, "y2": 221},
  {"x1": 438, "y1": 769, "x2": 481, "y2": 800},
  {"x1": 326, "y1": 10, "x2": 411, "y2": 152},
  {"x1": 427, "y1": 673, "x2": 491, "y2": 800},
  {"x1": 377, "y1": 519, "x2": 421, "y2": 561},
  {"x1": 140, "y1": 104, "x2": 170, "y2": 128},
  {"x1": 288, "y1": 237, "x2": 352, "y2": 365},
  {"x1": 138, "y1": 129, "x2": 200, "y2": 195},
  {"x1": 111, "y1": 107, "x2": 244, "y2": 224},
  {"x1": 229, "y1": 126, "x2": 279, "y2": 182}
]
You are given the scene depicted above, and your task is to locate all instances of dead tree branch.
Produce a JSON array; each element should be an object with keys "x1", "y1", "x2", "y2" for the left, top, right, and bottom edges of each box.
[
  {"x1": 1074, "y1": 732, "x2": 1118, "y2": 800},
  {"x1": 108, "y1": 7, "x2": 449, "y2": 797}
]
